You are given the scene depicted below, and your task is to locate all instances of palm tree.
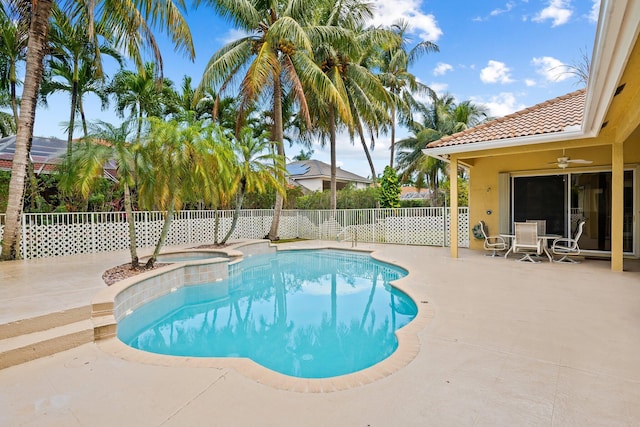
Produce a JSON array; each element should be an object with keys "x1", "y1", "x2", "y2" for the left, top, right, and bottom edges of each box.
[
  {"x1": 1, "y1": 0, "x2": 194, "y2": 260},
  {"x1": 220, "y1": 126, "x2": 285, "y2": 244},
  {"x1": 308, "y1": 0, "x2": 394, "y2": 209},
  {"x1": 43, "y1": 6, "x2": 123, "y2": 154},
  {"x1": 109, "y1": 63, "x2": 176, "y2": 140},
  {"x1": 396, "y1": 93, "x2": 488, "y2": 204},
  {"x1": 58, "y1": 120, "x2": 141, "y2": 267},
  {"x1": 197, "y1": 0, "x2": 347, "y2": 239},
  {"x1": 0, "y1": 9, "x2": 27, "y2": 125},
  {"x1": 377, "y1": 20, "x2": 439, "y2": 169},
  {"x1": 137, "y1": 118, "x2": 232, "y2": 267}
]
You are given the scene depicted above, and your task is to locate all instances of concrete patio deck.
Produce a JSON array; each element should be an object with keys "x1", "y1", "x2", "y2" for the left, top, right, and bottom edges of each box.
[{"x1": 1, "y1": 242, "x2": 639, "y2": 426}]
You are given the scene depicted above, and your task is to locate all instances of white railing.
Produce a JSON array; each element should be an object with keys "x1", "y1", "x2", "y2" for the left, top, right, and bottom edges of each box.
[{"x1": 4, "y1": 208, "x2": 469, "y2": 259}]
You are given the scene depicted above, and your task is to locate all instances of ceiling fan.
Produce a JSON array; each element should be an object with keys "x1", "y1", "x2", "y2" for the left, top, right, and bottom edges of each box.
[{"x1": 548, "y1": 149, "x2": 593, "y2": 169}]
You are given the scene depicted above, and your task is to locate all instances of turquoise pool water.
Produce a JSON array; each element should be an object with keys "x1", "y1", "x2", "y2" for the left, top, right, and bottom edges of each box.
[{"x1": 117, "y1": 249, "x2": 417, "y2": 378}]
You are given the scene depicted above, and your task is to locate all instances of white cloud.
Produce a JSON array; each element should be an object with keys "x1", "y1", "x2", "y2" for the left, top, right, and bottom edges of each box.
[
  {"x1": 218, "y1": 28, "x2": 252, "y2": 44},
  {"x1": 589, "y1": 0, "x2": 600, "y2": 23},
  {"x1": 429, "y1": 82, "x2": 448, "y2": 97},
  {"x1": 490, "y1": 2, "x2": 515, "y2": 16},
  {"x1": 525, "y1": 78, "x2": 537, "y2": 87},
  {"x1": 532, "y1": 56, "x2": 570, "y2": 82},
  {"x1": 480, "y1": 60, "x2": 514, "y2": 84},
  {"x1": 473, "y1": 93, "x2": 526, "y2": 118},
  {"x1": 370, "y1": 0, "x2": 443, "y2": 42},
  {"x1": 433, "y1": 62, "x2": 453, "y2": 76},
  {"x1": 532, "y1": 0, "x2": 573, "y2": 27}
]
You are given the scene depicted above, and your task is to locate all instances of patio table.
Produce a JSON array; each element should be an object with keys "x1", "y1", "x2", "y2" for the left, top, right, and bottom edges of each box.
[{"x1": 500, "y1": 233, "x2": 561, "y2": 262}]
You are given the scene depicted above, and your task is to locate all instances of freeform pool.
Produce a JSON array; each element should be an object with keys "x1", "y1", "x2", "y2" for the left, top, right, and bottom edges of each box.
[{"x1": 117, "y1": 249, "x2": 417, "y2": 378}]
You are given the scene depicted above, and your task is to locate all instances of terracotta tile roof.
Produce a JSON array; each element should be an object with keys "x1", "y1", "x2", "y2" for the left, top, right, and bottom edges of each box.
[{"x1": 426, "y1": 88, "x2": 586, "y2": 149}]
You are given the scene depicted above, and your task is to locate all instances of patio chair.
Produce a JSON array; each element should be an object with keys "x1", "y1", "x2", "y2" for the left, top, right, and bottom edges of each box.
[
  {"x1": 552, "y1": 219, "x2": 586, "y2": 263},
  {"x1": 513, "y1": 222, "x2": 543, "y2": 263},
  {"x1": 526, "y1": 219, "x2": 546, "y2": 236},
  {"x1": 478, "y1": 221, "x2": 507, "y2": 257}
]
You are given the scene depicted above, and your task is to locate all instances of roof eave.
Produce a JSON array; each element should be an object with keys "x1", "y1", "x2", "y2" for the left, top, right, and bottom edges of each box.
[
  {"x1": 424, "y1": 130, "x2": 585, "y2": 157},
  {"x1": 582, "y1": 0, "x2": 639, "y2": 136}
]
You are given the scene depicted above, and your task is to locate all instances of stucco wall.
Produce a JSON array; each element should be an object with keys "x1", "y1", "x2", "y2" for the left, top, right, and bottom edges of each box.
[{"x1": 467, "y1": 136, "x2": 640, "y2": 250}]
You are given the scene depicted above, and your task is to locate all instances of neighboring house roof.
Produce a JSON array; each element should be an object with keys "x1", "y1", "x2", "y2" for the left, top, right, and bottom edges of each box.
[
  {"x1": 400, "y1": 186, "x2": 431, "y2": 200},
  {"x1": 286, "y1": 159, "x2": 371, "y2": 184},
  {"x1": 0, "y1": 135, "x2": 117, "y2": 179},
  {"x1": 427, "y1": 89, "x2": 586, "y2": 149},
  {"x1": 0, "y1": 135, "x2": 67, "y2": 165}
]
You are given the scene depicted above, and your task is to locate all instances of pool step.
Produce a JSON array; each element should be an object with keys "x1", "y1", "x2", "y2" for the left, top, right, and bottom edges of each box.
[{"x1": 0, "y1": 309, "x2": 94, "y2": 370}]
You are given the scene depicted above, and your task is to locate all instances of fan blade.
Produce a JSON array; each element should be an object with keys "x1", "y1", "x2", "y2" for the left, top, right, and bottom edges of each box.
[{"x1": 567, "y1": 159, "x2": 593, "y2": 164}]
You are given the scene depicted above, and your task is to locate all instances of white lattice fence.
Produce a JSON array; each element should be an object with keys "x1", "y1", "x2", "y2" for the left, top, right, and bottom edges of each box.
[
  {"x1": 445, "y1": 208, "x2": 470, "y2": 247},
  {"x1": 14, "y1": 208, "x2": 470, "y2": 258},
  {"x1": 0, "y1": 213, "x2": 4, "y2": 243}
]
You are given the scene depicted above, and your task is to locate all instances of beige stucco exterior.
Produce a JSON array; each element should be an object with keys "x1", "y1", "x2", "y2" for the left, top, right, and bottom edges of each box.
[{"x1": 427, "y1": 0, "x2": 640, "y2": 271}]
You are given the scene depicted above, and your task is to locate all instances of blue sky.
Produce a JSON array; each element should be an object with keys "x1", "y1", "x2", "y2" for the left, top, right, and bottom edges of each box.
[{"x1": 30, "y1": 0, "x2": 600, "y2": 178}]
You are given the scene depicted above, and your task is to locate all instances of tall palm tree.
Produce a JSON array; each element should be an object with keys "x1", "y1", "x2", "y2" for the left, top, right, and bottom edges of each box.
[
  {"x1": 377, "y1": 20, "x2": 439, "y2": 169},
  {"x1": 220, "y1": 126, "x2": 285, "y2": 244},
  {"x1": 197, "y1": 0, "x2": 348, "y2": 239},
  {"x1": 43, "y1": 6, "x2": 123, "y2": 155},
  {"x1": 58, "y1": 120, "x2": 141, "y2": 267},
  {"x1": 309, "y1": 0, "x2": 394, "y2": 209},
  {"x1": 1, "y1": 0, "x2": 194, "y2": 260}
]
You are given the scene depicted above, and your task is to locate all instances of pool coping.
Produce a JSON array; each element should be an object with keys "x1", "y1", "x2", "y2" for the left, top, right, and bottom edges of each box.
[{"x1": 92, "y1": 240, "x2": 435, "y2": 393}]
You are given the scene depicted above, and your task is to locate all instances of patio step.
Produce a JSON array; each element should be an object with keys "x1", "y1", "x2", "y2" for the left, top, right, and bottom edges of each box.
[
  {"x1": 0, "y1": 307, "x2": 95, "y2": 370},
  {"x1": 0, "y1": 306, "x2": 90, "y2": 340}
]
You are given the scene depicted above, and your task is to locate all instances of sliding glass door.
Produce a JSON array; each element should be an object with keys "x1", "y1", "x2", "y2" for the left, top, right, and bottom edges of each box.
[
  {"x1": 512, "y1": 175, "x2": 567, "y2": 235},
  {"x1": 570, "y1": 171, "x2": 634, "y2": 252},
  {"x1": 511, "y1": 170, "x2": 635, "y2": 254}
]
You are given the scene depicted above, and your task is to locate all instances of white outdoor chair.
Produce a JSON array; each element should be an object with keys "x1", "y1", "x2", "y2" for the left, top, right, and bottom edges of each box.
[
  {"x1": 513, "y1": 222, "x2": 543, "y2": 263},
  {"x1": 552, "y1": 220, "x2": 586, "y2": 263},
  {"x1": 526, "y1": 219, "x2": 546, "y2": 236},
  {"x1": 478, "y1": 221, "x2": 507, "y2": 257}
]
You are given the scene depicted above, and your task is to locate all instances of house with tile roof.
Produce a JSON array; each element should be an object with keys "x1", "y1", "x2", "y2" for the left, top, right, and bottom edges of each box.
[
  {"x1": 286, "y1": 159, "x2": 372, "y2": 193},
  {"x1": 0, "y1": 135, "x2": 117, "y2": 179},
  {"x1": 423, "y1": 0, "x2": 640, "y2": 271}
]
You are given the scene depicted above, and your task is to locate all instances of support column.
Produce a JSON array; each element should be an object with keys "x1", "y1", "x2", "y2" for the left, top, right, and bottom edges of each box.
[
  {"x1": 449, "y1": 156, "x2": 459, "y2": 258},
  {"x1": 611, "y1": 141, "x2": 624, "y2": 271}
]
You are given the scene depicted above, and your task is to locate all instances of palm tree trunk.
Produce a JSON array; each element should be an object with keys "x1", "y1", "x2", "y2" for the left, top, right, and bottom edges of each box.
[
  {"x1": 356, "y1": 119, "x2": 376, "y2": 183},
  {"x1": 213, "y1": 209, "x2": 220, "y2": 244},
  {"x1": 329, "y1": 106, "x2": 337, "y2": 211},
  {"x1": 221, "y1": 182, "x2": 245, "y2": 244},
  {"x1": 79, "y1": 98, "x2": 88, "y2": 137},
  {"x1": 389, "y1": 104, "x2": 396, "y2": 169},
  {"x1": 147, "y1": 200, "x2": 175, "y2": 268},
  {"x1": 10, "y1": 68, "x2": 18, "y2": 125},
  {"x1": 67, "y1": 80, "x2": 79, "y2": 157},
  {"x1": 268, "y1": 74, "x2": 284, "y2": 240},
  {"x1": 123, "y1": 182, "x2": 139, "y2": 267},
  {"x1": 1, "y1": 0, "x2": 53, "y2": 260}
]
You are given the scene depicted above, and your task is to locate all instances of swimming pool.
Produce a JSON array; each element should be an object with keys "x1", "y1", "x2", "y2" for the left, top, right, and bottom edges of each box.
[{"x1": 117, "y1": 249, "x2": 417, "y2": 378}]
